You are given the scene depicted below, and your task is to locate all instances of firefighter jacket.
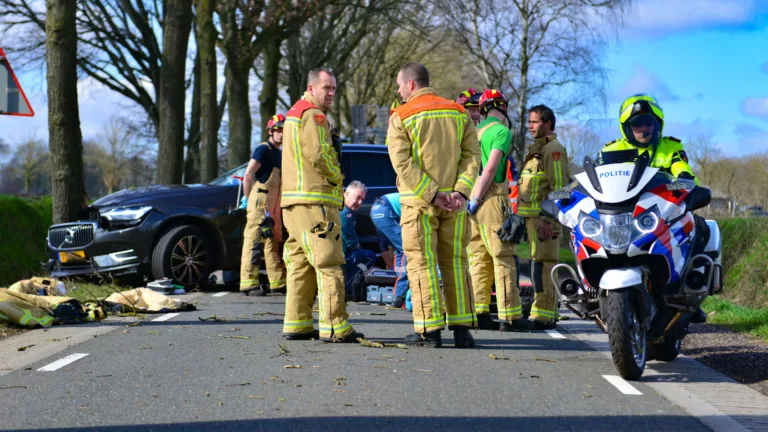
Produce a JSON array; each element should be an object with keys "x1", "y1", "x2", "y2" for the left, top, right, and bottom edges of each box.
[
  {"x1": 598, "y1": 137, "x2": 699, "y2": 185},
  {"x1": 386, "y1": 87, "x2": 481, "y2": 206},
  {"x1": 518, "y1": 134, "x2": 569, "y2": 217},
  {"x1": 281, "y1": 92, "x2": 344, "y2": 208}
]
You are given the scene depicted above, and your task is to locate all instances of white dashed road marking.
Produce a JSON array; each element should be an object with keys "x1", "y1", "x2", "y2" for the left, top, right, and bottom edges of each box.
[
  {"x1": 545, "y1": 329, "x2": 566, "y2": 339},
  {"x1": 602, "y1": 375, "x2": 643, "y2": 395},
  {"x1": 153, "y1": 313, "x2": 181, "y2": 322},
  {"x1": 37, "y1": 353, "x2": 89, "y2": 372},
  {"x1": 212, "y1": 292, "x2": 230, "y2": 297}
]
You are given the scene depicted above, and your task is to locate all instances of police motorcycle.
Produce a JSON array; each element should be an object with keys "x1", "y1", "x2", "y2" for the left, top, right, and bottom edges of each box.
[{"x1": 540, "y1": 150, "x2": 723, "y2": 380}]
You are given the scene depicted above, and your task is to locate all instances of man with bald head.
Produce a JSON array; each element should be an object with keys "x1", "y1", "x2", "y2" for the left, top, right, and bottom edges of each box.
[{"x1": 281, "y1": 67, "x2": 363, "y2": 343}]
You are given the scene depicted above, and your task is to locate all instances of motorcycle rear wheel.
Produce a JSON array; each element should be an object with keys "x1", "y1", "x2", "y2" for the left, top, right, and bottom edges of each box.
[{"x1": 606, "y1": 289, "x2": 647, "y2": 380}]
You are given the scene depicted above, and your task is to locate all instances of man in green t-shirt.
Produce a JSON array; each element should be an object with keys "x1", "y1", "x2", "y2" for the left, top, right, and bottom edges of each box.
[{"x1": 467, "y1": 89, "x2": 533, "y2": 332}]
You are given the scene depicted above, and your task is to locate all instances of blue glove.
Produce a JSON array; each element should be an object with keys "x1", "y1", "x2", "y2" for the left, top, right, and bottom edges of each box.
[
  {"x1": 467, "y1": 199, "x2": 480, "y2": 215},
  {"x1": 238, "y1": 196, "x2": 248, "y2": 209}
]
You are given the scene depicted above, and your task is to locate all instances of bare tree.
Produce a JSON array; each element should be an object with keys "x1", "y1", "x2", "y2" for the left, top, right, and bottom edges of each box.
[
  {"x1": 96, "y1": 118, "x2": 136, "y2": 194},
  {"x1": 557, "y1": 121, "x2": 602, "y2": 173},
  {"x1": 46, "y1": 0, "x2": 86, "y2": 222},
  {"x1": 216, "y1": 0, "x2": 323, "y2": 169},
  {"x1": 10, "y1": 137, "x2": 47, "y2": 194},
  {"x1": 437, "y1": 0, "x2": 630, "y2": 162}
]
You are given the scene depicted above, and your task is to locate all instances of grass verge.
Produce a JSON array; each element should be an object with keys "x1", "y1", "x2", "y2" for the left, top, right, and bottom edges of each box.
[{"x1": 702, "y1": 296, "x2": 768, "y2": 343}]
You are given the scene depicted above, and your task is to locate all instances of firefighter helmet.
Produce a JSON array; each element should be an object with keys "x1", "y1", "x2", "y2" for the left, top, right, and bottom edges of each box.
[{"x1": 266, "y1": 113, "x2": 286, "y2": 131}]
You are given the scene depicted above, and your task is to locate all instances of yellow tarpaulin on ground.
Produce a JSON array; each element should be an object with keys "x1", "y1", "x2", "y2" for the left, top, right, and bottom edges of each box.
[
  {"x1": 104, "y1": 288, "x2": 195, "y2": 313},
  {"x1": 0, "y1": 288, "x2": 73, "y2": 328},
  {"x1": 8, "y1": 277, "x2": 67, "y2": 296}
]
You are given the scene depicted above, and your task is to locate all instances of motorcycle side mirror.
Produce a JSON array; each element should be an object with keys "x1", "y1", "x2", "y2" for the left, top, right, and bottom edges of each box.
[
  {"x1": 540, "y1": 199, "x2": 559, "y2": 220},
  {"x1": 684, "y1": 187, "x2": 711, "y2": 212}
]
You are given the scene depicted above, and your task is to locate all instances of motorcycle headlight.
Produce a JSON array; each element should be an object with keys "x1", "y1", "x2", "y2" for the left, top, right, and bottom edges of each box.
[
  {"x1": 634, "y1": 210, "x2": 659, "y2": 234},
  {"x1": 599, "y1": 213, "x2": 632, "y2": 253},
  {"x1": 579, "y1": 213, "x2": 603, "y2": 237},
  {"x1": 101, "y1": 206, "x2": 153, "y2": 225}
]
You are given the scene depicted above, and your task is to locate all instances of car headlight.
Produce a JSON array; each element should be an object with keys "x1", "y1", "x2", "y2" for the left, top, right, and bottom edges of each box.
[
  {"x1": 600, "y1": 213, "x2": 633, "y2": 253},
  {"x1": 578, "y1": 213, "x2": 603, "y2": 237},
  {"x1": 101, "y1": 206, "x2": 152, "y2": 224}
]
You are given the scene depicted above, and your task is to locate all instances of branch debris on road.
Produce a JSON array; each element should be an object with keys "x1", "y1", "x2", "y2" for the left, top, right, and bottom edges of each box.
[
  {"x1": 215, "y1": 334, "x2": 250, "y2": 339},
  {"x1": 199, "y1": 315, "x2": 229, "y2": 322},
  {"x1": 284, "y1": 365, "x2": 303, "y2": 369},
  {"x1": 357, "y1": 338, "x2": 407, "y2": 349},
  {"x1": 17, "y1": 345, "x2": 34, "y2": 352},
  {"x1": 535, "y1": 357, "x2": 558, "y2": 363}
]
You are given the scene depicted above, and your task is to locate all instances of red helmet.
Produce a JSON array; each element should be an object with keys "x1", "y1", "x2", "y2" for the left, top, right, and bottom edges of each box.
[
  {"x1": 266, "y1": 113, "x2": 286, "y2": 131},
  {"x1": 479, "y1": 89, "x2": 508, "y2": 115},
  {"x1": 456, "y1": 88, "x2": 480, "y2": 107}
]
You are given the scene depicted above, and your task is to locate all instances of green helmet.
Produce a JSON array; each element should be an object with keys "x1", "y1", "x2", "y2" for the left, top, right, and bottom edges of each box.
[{"x1": 619, "y1": 94, "x2": 664, "y2": 148}]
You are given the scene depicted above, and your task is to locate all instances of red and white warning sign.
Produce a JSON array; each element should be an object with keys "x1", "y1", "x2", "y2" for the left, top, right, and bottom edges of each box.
[{"x1": 0, "y1": 47, "x2": 34, "y2": 117}]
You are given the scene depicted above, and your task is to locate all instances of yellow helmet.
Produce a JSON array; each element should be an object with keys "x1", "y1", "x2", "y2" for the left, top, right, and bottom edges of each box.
[{"x1": 619, "y1": 94, "x2": 664, "y2": 148}]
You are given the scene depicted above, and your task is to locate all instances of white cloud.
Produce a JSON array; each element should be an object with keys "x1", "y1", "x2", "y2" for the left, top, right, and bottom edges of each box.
[
  {"x1": 615, "y1": 64, "x2": 679, "y2": 104},
  {"x1": 625, "y1": 0, "x2": 763, "y2": 36},
  {"x1": 741, "y1": 97, "x2": 768, "y2": 119}
]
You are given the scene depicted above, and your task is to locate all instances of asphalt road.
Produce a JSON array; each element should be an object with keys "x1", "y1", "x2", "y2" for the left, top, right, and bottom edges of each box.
[{"x1": 0, "y1": 290, "x2": 764, "y2": 432}]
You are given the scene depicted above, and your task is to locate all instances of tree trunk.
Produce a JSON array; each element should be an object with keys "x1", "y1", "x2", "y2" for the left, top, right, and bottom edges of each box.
[
  {"x1": 286, "y1": 35, "x2": 304, "y2": 104},
  {"x1": 46, "y1": 0, "x2": 86, "y2": 223},
  {"x1": 197, "y1": 0, "x2": 219, "y2": 182},
  {"x1": 514, "y1": 3, "x2": 530, "y2": 164},
  {"x1": 225, "y1": 60, "x2": 252, "y2": 169},
  {"x1": 259, "y1": 37, "x2": 283, "y2": 142},
  {"x1": 156, "y1": 0, "x2": 192, "y2": 185},
  {"x1": 184, "y1": 49, "x2": 201, "y2": 184}
]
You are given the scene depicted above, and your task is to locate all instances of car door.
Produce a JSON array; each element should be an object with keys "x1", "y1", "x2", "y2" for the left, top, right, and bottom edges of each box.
[{"x1": 342, "y1": 148, "x2": 398, "y2": 252}]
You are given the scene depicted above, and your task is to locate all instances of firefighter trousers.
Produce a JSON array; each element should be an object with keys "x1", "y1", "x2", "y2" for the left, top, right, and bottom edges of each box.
[
  {"x1": 527, "y1": 217, "x2": 561, "y2": 324},
  {"x1": 401, "y1": 204, "x2": 475, "y2": 334},
  {"x1": 282, "y1": 203, "x2": 355, "y2": 340},
  {"x1": 240, "y1": 187, "x2": 286, "y2": 292},
  {"x1": 468, "y1": 194, "x2": 522, "y2": 322}
]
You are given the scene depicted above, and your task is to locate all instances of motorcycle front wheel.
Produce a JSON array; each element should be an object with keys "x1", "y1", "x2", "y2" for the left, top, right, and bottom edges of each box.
[{"x1": 605, "y1": 289, "x2": 647, "y2": 380}]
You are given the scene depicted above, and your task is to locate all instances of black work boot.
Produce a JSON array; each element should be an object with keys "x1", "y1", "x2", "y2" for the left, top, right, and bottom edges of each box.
[
  {"x1": 476, "y1": 313, "x2": 498, "y2": 330},
  {"x1": 321, "y1": 331, "x2": 365, "y2": 343},
  {"x1": 691, "y1": 307, "x2": 708, "y2": 324},
  {"x1": 532, "y1": 320, "x2": 556, "y2": 330},
  {"x1": 242, "y1": 287, "x2": 266, "y2": 296},
  {"x1": 453, "y1": 328, "x2": 476, "y2": 348},
  {"x1": 500, "y1": 318, "x2": 534, "y2": 332},
  {"x1": 391, "y1": 296, "x2": 405, "y2": 309},
  {"x1": 404, "y1": 330, "x2": 442, "y2": 348},
  {"x1": 282, "y1": 330, "x2": 319, "y2": 340}
]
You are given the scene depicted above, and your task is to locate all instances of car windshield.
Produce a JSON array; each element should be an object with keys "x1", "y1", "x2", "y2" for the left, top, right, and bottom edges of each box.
[{"x1": 208, "y1": 163, "x2": 248, "y2": 186}]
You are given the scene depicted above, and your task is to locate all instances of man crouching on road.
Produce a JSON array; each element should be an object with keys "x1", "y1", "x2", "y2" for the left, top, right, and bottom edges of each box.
[
  {"x1": 387, "y1": 62, "x2": 481, "y2": 348},
  {"x1": 280, "y1": 67, "x2": 364, "y2": 343},
  {"x1": 341, "y1": 181, "x2": 377, "y2": 298}
]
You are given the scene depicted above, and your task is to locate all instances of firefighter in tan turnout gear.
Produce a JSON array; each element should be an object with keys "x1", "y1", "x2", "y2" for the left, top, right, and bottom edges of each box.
[
  {"x1": 467, "y1": 90, "x2": 533, "y2": 332},
  {"x1": 280, "y1": 67, "x2": 363, "y2": 343},
  {"x1": 386, "y1": 62, "x2": 481, "y2": 348},
  {"x1": 518, "y1": 105, "x2": 570, "y2": 329},
  {"x1": 239, "y1": 114, "x2": 287, "y2": 296}
]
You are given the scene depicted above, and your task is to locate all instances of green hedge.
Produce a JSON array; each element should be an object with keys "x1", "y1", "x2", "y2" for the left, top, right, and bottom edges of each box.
[
  {"x1": 715, "y1": 218, "x2": 768, "y2": 309},
  {"x1": 0, "y1": 195, "x2": 52, "y2": 286}
]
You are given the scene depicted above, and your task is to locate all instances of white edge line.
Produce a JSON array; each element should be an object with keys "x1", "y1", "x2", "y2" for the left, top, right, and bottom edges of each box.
[
  {"x1": 212, "y1": 291, "x2": 230, "y2": 297},
  {"x1": 603, "y1": 374, "x2": 643, "y2": 395},
  {"x1": 37, "y1": 353, "x2": 89, "y2": 372},
  {"x1": 545, "y1": 329, "x2": 566, "y2": 339},
  {"x1": 152, "y1": 312, "x2": 181, "y2": 322}
]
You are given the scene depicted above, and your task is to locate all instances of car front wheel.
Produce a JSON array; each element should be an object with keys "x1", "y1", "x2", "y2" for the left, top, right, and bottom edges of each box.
[{"x1": 152, "y1": 225, "x2": 211, "y2": 288}]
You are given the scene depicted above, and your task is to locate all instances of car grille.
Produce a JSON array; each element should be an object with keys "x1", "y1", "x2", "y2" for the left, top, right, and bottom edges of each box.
[{"x1": 49, "y1": 223, "x2": 95, "y2": 249}]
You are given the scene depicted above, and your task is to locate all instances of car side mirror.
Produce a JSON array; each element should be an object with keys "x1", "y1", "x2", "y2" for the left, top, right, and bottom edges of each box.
[{"x1": 685, "y1": 187, "x2": 711, "y2": 212}]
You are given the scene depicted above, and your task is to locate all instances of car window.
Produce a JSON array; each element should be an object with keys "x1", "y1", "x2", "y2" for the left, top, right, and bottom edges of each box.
[
  {"x1": 209, "y1": 163, "x2": 248, "y2": 186},
  {"x1": 343, "y1": 151, "x2": 396, "y2": 188}
]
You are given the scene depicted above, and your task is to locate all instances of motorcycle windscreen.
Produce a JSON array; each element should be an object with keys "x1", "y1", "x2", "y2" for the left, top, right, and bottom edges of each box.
[{"x1": 575, "y1": 162, "x2": 659, "y2": 204}]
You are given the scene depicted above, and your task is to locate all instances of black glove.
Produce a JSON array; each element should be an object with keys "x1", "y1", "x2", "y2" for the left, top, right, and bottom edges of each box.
[
  {"x1": 331, "y1": 128, "x2": 345, "y2": 177},
  {"x1": 497, "y1": 214, "x2": 526, "y2": 243},
  {"x1": 258, "y1": 216, "x2": 275, "y2": 239}
]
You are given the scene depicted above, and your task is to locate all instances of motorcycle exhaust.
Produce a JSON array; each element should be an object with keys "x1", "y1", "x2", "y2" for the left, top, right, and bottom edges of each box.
[{"x1": 559, "y1": 278, "x2": 580, "y2": 297}]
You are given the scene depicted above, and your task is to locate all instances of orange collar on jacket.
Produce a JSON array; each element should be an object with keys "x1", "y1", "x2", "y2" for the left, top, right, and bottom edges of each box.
[
  {"x1": 394, "y1": 87, "x2": 465, "y2": 120},
  {"x1": 287, "y1": 92, "x2": 323, "y2": 119}
]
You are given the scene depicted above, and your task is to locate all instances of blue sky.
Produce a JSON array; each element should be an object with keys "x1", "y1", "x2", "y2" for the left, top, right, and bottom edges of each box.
[{"x1": 2, "y1": 0, "x2": 768, "y2": 158}]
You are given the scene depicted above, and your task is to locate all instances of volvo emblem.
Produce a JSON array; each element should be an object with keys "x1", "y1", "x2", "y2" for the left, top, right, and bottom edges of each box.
[{"x1": 60, "y1": 228, "x2": 76, "y2": 248}]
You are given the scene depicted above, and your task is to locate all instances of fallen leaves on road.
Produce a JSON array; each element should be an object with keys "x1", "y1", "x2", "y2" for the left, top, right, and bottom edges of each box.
[
  {"x1": 488, "y1": 354, "x2": 512, "y2": 361},
  {"x1": 357, "y1": 338, "x2": 407, "y2": 349},
  {"x1": 535, "y1": 358, "x2": 558, "y2": 363},
  {"x1": 582, "y1": 394, "x2": 592, "y2": 399},
  {"x1": 278, "y1": 398, "x2": 286, "y2": 402},
  {"x1": 0, "y1": 385, "x2": 27, "y2": 390},
  {"x1": 344, "y1": 403, "x2": 354, "y2": 407},
  {"x1": 142, "y1": 345, "x2": 152, "y2": 350},
  {"x1": 284, "y1": 365, "x2": 303, "y2": 369},
  {"x1": 334, "y1": 377, "x2": 347, "y2": 386},
  {"x1": 17, "y1": 345, "x2": 34, "y2": 352},
  {"x1": 249, "y1": 396, "x2": 265, "y2": 399},
  {"x1": 128, "y1": 321, "x2": 142, "y2": 327},
  {"x1": 225, "y1": 383, "x2": 251, "y2": 387},
  {"x1": 381, "y1": 354, "x2": 393, "y2": 359},
  {"x1": 173, "y1": 325, "x2": 192, "y2": 329},
  {"x1": 303, "y1": 346, "x2": 331, "y2": 354},
  {"x1": 147, "y1": 331, "x2": 160, "y2": 335},
  {"x1": 199, "y1": 315, "x2": 229, "y2": 323},
  {"x1": 216, "y1": 334, "x2": 250, "y2": 339},
  {"x1": 272, "y1": 342, "x2": 290, "y2": 358}
]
